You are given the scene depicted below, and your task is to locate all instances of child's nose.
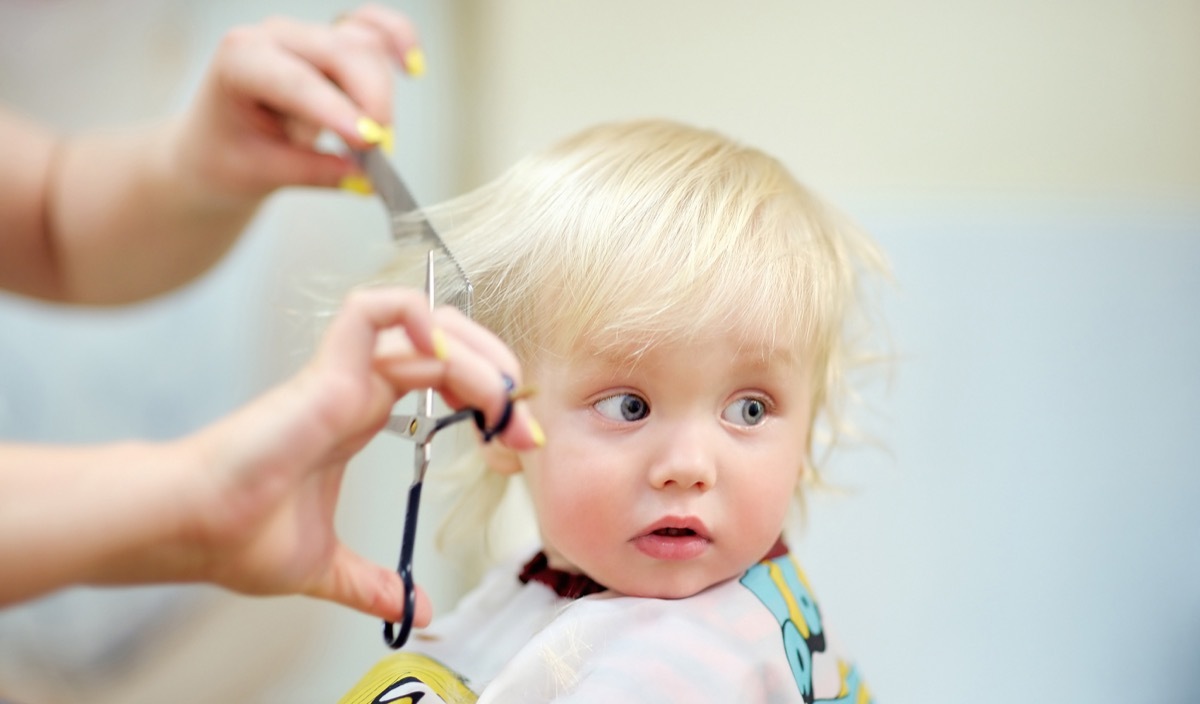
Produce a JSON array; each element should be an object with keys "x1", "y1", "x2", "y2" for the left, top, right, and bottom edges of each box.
[{"x1": 646, "y1": 421, "x2": 717, "y2": 491}]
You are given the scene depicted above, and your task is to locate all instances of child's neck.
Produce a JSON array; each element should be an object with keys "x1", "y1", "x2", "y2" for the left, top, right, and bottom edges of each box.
[
  {"x1": 518, "y1": 551, "x2": 608, "y2": 599},
  {"x1": 519, "y1": 537, "x2": 789, "y2": 600}
]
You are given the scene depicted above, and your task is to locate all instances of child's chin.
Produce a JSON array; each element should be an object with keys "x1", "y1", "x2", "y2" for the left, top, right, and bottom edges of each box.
[{"x1": 607, "y1": 570, "x2": 736, "y2": 600}]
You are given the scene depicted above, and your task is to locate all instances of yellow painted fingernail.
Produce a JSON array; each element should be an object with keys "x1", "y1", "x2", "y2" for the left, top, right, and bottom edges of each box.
[
  {"x1": 380, "y1": 125, "x2": 394, "y2": 155},
  {"x1": 431, "y1": 328, "x2": 450, "y2": 361},
  {"x1": 405, "y1": 47, "x2": 426, "y2": 79},
  {"x1": 338, "y1": 174, "x2": 373, "y2": 195},
  {"x1": 509, "y1": 385, "x2": 538, "y2": 402},
  {"x1": 356, "y1": 116, "x2": 387, "y2": 145},
  {"x1": 528, "y1": 417, "x2": 546, "y2": 447}
]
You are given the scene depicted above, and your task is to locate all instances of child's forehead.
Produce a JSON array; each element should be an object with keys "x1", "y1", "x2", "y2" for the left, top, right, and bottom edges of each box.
[{"x1": 537, "y1": 326, "x2": 808, "y2": 377}]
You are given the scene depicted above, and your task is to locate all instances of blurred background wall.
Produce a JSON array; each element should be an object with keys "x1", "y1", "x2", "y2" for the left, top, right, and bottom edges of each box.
[{"x1": 1, "y1": 1, "x2": 1197, "y2": 702}]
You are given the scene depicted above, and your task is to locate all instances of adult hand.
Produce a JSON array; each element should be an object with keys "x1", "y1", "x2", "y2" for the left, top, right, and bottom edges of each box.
[
  {"x1": 175, "y1": 3, "x2": 424, "y2": 202},
  {"x1": 175, "y1": 287, "x2": 542, "y2": 623},
  {"x1": 0, "y1": 5, "x2": 426, "y2": 304}
]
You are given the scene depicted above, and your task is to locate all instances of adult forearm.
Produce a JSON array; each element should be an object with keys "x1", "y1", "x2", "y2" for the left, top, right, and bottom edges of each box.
[
  {"x1": 44, "y1": 120, "x2": 261, "y2": 305},
  {"x1": 0, "y1": 441, "x2": 199, "y2": 606}
]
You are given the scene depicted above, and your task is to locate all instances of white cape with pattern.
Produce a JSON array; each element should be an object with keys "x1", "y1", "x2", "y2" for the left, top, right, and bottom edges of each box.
[{"x1": 409, "y1": 551, "x2": 870, "y2": 703}]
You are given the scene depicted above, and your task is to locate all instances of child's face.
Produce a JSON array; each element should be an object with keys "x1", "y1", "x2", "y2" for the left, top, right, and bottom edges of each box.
[{"x1": 516, "y1": 332, "x2": 810, "y2": 599}]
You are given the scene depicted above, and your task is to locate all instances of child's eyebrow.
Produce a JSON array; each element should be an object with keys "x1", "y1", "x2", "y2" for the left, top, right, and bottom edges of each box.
[
  {"x1": 728, "y1": 338, "x2": 807, "y2": 368},
  {"x1": 578, "y1": 338, "x2": 805, "y2": 377},
  {"x1": 584, "y1": 349, "x2": 647, "y2": 378}
]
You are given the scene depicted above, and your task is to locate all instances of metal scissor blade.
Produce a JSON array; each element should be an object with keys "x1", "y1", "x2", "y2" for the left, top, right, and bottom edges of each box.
[
  {"x1": 386, "y1": 408, "x2": 477, "y2": 445},
  {"x1": 385, "y1": 414, "x2": 429, "y2": 442}
]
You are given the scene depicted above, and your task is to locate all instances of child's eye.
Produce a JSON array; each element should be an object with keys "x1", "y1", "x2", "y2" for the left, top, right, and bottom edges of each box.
[
  {"x1": 594, "y1": 393, "x2": 650, "y2": 422},
  {"x1": 722, "y1": 397, "x2": 769, "y2": 426}
]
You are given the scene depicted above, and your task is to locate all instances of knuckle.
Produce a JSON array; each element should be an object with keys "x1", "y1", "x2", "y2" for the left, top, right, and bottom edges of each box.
[
  {"x1": 391, "y1": 14, "x2": 418, "y2": 39},
  {"x1": 432, "y1": 303, "x2": 465, "y2": 321},
  {"x1": 259, "y1": 15, "x2": 295, "y2": 35},
  {"x1": 218, "y1": 24, "x2": 258, "y2": 50},
  {"x1": 343, "y1": 287, "x2": 376, "y2": 312},
  {"x1": 336, "y1": 25, "x2": 386, "y2": 55}
]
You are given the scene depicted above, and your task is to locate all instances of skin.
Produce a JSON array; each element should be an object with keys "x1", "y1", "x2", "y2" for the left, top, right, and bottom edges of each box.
[
  {"x1": 0, "y1": 3, "x2": 422, "y2": 304},
  {"x1": 0, "y1": 6, "x2": 547, "y2": 625},
  {"x1": 502, "y1": 332, "x2": 812, "y2": 599},
  {"x1": 0, "y1": 288, "x2": 543, "y2": 622}
]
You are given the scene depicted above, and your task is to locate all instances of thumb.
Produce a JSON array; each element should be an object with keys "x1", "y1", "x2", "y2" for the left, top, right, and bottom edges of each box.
[{"x1": 314, "y1": 545, "x2": 433, "y2": 627}]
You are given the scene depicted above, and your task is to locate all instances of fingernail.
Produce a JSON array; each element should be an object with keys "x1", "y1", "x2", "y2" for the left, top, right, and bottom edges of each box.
[
  {"x1": 405, "y1": 47, "x2": 426, "y2": 79},
  {"x1": 356, "y1": 116, "x2": 387, "y2": 145},
  {"x1": 338, "y1": 174, "x2": 373, "y2": 195},
  {"x1": 431, "y1": 328, "x2": 450, "y2": 361},
  {"x1": 380, "y1": 125, "x2": 395, "y2": 155},
  {"x1": 528, "y1": 417, "x2": 546, "y2": 447},
  {"x1": 508, "y1": 384, "x2": 538, "y2": 402}
]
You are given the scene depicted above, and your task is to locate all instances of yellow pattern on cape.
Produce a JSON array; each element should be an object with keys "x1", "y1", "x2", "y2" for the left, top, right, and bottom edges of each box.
[{"x1": 338, "y1": 652, "x2": 478, "y2": 704}]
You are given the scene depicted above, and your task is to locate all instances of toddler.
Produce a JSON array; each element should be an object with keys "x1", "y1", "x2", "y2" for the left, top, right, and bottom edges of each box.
[{"x1": 341, "y1": 119, "x2": 887, "y2": 703}]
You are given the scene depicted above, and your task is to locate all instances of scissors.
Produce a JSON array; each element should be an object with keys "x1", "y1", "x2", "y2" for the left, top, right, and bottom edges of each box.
[{"x1": 354, "y1": 145, "x2": 516, "y2": 649}]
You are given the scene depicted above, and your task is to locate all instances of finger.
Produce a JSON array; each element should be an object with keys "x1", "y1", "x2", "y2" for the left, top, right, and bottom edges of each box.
[
  {"x1": 336, "y1": 3, "x2": 424, "y2": 74},
  {"x1": 249, "y1": 145, "x2": 359, "y2": 190},
  {"x1": 282, "y1": 117, "x2": 322, "y2": 148},
  {"x1": 216, "y1": 27, "x2": 369, "y2": 145},
  {"x1": 432, "y1": 308, "x2": 543, "y2": 446},
  {"x1": 373, "y1": 331, "x2": 543, "y2": 451},
  {"x1": 259, "y1": 15, "x2": 400, "y2": 134},
  {"x1": 313, "y1": 544, "x2": 432, "y2": 626},
  {"x1": 350, "y1": 291, "x2": 542, "y2": 448},
  {"x1": 505, "y1": 400, "x2": 545, "y2": 450},
  {"x1": 432, "y1": 305, "x2": 522, "y2": 380},
  {"x1": 377, "y1": 322, "x2": 511, "y2": 423},
  {"x1": 371, "y1": 304, "x2": 521, "y2": 390},
  {"x1": 373, "y1": 359, "x2": 543, "y2": 452},
  {"x1": 274, "y1": 18, "x2": 394, "y2": 124},
  {"x1": 320, "y1": 288, "x2": 438, "y2": 372},
  {"x1": 413, "y1": 585, "x2": 433, "y2": 628}
]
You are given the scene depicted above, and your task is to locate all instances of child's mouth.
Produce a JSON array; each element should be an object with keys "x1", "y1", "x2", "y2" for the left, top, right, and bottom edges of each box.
[
  {"x1": 653, "y1": 527, "x2": 697, "y2": 537},
  {"x1": 634, "y1": 518, "x2": 710, "y2": 560}
]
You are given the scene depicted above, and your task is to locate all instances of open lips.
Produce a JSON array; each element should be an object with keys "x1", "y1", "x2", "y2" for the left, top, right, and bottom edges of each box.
[{"x1": 632, "y1": 517, "x2": 711, "y2": 560}]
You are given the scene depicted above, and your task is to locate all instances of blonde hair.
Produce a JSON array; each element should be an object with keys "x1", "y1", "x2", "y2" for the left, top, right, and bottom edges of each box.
[{"x1": 375, "y1": 119, "x2": 888, "y2": 560}]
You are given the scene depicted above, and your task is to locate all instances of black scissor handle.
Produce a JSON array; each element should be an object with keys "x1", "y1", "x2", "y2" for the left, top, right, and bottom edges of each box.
[
  {"x1": 380, "y1": 375, "x2": 517, "y2": 649},
  {"x1": 473, "y1": 374, "x2": 517, "y2": 442},
  {"x1": 382, "y1": 480, "x2": 423, "y2": 649}
]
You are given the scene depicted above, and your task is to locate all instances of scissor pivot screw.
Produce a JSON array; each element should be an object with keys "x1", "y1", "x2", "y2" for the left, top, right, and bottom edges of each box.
[{"x1": 408, "y1": 419, "x2": 419, "y2": 435}]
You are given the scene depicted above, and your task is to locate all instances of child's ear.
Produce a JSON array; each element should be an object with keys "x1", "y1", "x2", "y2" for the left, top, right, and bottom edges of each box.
[{"x1": 481, "y1": 439, "x2": 523, "y2": 475}]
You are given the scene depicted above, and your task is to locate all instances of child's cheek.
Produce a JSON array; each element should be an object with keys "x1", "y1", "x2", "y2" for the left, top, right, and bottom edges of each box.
[{"x1": 536, "y1": 460, "x2": 611, "y2": 550}]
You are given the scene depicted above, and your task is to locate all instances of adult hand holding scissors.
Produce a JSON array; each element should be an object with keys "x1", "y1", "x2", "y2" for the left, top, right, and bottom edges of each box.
[{"x1": 0, "y1": 287, "x2": 544, "y2": 624}]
